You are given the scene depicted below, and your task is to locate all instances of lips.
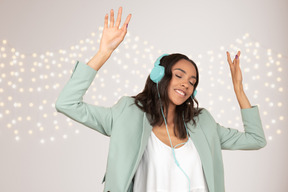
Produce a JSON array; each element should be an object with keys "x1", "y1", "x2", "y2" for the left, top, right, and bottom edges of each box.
[{"x1": 175, "y1": 89, "x2": 186, "y2": 97}]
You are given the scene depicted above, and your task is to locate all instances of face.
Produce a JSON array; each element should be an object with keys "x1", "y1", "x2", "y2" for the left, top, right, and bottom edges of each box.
[{"x1": 167, "y1": 59, "x2": 197, "y2": 107}]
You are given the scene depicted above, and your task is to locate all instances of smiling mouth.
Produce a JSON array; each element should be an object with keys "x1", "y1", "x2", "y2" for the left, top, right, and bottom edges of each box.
[{"x1": 175, "y1": 89, "x2": 186, "y2": 97}]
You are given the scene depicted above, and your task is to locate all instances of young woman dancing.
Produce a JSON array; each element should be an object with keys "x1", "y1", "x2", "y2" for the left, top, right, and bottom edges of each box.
[{"x1": 56, "y1": 7, "x2": 266, "y2": 192}]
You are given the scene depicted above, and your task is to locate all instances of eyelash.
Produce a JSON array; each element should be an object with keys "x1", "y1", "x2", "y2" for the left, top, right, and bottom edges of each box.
[{"x1": 175, "y1": 74, "x2": 194, "y2": 86}]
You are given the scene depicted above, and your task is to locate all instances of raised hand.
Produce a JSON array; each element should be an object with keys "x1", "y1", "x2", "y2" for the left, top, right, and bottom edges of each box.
[
  {"x1": 226, "y1": 51, "x2": 242, "y2": 90},
  {"x1": 226, "y1": 51, "x2": 251, "y2": 109},
  {"x1": 88, "y1": 7, "x2": 131, "y2": 71},
  {"x1": 99, "y1": 7, "x2": 132, "y2": 54}
]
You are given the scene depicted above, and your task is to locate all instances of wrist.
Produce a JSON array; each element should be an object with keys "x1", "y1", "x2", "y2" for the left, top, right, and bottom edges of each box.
[
  {"x1": 233, "y1": 86, "x2": 252, "y2": 109},
  {"x1": 97, "y1": 49, "x2": 112, "y2": 59},
  {"x1": 233, "y1": 83, "x2": 244, "y2": 93},
  {"x1": 87, "y1": 51, "x2": 112, "y2": 71}
]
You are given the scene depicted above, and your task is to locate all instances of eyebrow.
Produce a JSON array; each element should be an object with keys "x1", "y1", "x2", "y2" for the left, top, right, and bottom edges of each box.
[{"x1": 174, "y1": 68, "x2": 196, "y2": 79}]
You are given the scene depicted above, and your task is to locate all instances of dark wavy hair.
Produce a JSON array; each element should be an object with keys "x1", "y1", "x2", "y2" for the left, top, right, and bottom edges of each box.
[{"x1": 133, "y1": 53, "x2": 202, "y2": 139}]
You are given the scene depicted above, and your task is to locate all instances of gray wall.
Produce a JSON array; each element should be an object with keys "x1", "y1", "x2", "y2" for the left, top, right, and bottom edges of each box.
[{"x1": 0, "y1": 0, "x2": 287, "y2": 191}]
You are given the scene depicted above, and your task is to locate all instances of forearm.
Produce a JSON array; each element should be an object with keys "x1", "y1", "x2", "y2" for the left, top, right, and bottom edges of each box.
[
  {"x1": 87, "y1": 50, "x2": 112, "y2": 71},
  {"x1": 56, "y1": 61, "x2": 97, "y2": 110},
  {"x1": 234, "y1": 84, "x2": 251, "y2": 109},
  {"x1": 217, "y1": 106, "x2": 267, "y2": 150},
  {"x1": 55, "y1": 61, "x2": 113, "y2": 136}
]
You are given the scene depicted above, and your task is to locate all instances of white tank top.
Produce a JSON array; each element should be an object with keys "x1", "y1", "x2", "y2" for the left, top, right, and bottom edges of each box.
[{"x1": 133, "y1": 131, "x2": 208, "y2": 192}]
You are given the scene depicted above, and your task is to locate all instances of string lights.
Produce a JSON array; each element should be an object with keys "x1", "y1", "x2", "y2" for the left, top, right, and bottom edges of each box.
[{"x1": 0, "y1": 30, "x2": 286, "y2": 144}]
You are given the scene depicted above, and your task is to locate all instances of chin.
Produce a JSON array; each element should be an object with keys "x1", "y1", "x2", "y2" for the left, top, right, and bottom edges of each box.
[
  {"x1": 169, "y1": 92, "x2": 190, "y2": 106},
  {"x1": 177, "y1": 102, "x2": 186, "y2": 106},
  {"x1": 171, "y1": 99, "x2": 187, "y2": 106}
]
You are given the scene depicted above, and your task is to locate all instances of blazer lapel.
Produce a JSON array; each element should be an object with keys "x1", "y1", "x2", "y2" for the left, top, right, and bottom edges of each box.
[
  {"x1": 127, "y1": 112, "x2": 153, "y2": 189},
  {"x1": 139, "y1": 112, "x2": 153, "y2": 155},
  {"x1": 188, "y1": 122, "x2": 215, "y2": 192},
  {"x1": 129, "y1": 112, "x2": 215, "y2": 192}
]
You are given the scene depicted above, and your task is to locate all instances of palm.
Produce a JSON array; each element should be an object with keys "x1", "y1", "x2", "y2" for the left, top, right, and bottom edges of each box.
[
  {"x1": 99, "y1": 7, "x2": 131, "y2": 53},
  {"x1": 101, "y1": 27, "x2": 126, "y2": 51}
]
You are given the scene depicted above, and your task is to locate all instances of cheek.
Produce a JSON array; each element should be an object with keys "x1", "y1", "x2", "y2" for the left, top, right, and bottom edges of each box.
[
  {"x1": 169, "y1": 76, "x2": 179, "y2": 87},
  {"x1": 167, "y1": 85, "x2": 177, "y2": 101},
  {"x1": 167, "y1": 85, "x2": 173, "y2": 98}
]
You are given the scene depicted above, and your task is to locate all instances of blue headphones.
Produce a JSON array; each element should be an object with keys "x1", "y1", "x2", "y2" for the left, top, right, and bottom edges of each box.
[
  {"x1": 150, "y1": 54, "x2": 197, "y2": 99},
  {"x1": 150, "y1": 54, "x2": 169, "y2": 83}
]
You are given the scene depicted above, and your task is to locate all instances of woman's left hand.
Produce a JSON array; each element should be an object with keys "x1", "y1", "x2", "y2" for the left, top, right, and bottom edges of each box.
[
  {"x1": 226, "y1": 51, "x2": 242, "y2": 91},
  {"x1": 226, "y1": 51, "x2": 251, "y2": 108}
]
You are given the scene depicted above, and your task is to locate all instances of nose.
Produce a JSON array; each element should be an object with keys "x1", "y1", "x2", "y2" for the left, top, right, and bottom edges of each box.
[{"x1": 181, "y1": 79, "x2": 189, "y2": 89}]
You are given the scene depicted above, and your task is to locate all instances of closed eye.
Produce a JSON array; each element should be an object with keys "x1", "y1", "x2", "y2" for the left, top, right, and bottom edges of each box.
[
  {"x1": 176, "y1": 74, "x2": 194, "y2": 86},
  {"x1": 175, "y1": 74, "x2": 182, "y2": 78}
]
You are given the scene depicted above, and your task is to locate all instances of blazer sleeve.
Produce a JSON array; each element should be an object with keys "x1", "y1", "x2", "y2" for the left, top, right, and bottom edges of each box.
[
  {"x1": 55, "y1": 61, "x2": 127, "y2": 137},
  {"x1": 204, "y1": 107, "x2": 267, "y2": 150}
]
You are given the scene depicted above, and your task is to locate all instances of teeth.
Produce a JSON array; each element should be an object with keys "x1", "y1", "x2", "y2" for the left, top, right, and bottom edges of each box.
[{"x1": 175, "y1": 90, "x2": 185, "y2": 96}]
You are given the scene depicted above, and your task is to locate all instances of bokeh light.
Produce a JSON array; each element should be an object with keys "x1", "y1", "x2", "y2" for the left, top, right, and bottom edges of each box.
[{"x1": 0, "y1": 31, "x2": 287, "y2": 144}]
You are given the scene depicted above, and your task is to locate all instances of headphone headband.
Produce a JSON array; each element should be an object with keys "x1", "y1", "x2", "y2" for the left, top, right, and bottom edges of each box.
[{"x1": 154, "y1": 54, "x2": 169, "y2": 66}]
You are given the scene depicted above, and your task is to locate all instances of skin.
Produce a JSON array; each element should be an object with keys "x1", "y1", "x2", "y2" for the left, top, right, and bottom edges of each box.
[
  {"x1": 87, "y1": 7, "x2": 132, "y2": 70},
  {"x1": 168, "y1": 59, "x2": 197, "y2": 108},
  {"x1": 87, "y1": 7, "x2": 252, "y2": 148},
  {"x1": 153, "y1": 59, "x2": 197, "y2": 148}
]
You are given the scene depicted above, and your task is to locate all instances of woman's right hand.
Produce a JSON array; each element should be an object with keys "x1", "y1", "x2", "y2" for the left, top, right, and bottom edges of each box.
[
  {"x1": 99, "y1": 7, "x2": 132, "y2": 55},
  {"x1": 88, "y1": 7, "x2": 131, "y2": 71}
]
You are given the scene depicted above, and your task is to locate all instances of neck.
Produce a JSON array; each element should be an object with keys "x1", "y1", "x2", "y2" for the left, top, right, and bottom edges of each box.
[{"x1": 164, "y1": 103, "x2": 176, "y2": 126}]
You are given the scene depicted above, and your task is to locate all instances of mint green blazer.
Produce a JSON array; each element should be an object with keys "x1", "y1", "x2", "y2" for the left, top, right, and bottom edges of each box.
[{"x1": 55, "y1": 61, "x2": 267, "y2": 192}]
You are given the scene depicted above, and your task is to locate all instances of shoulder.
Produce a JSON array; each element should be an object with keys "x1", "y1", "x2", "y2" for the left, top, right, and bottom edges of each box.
[
  {"x1": 197, "y1": 108, "x2": 214, "y2": 120},
  {"x1": 112, "y1": 96, "x2": 143, "y2": 120},
  {"x1": 194, "y1": 108, "x2": 217, "y2": 127},
  {"x1": 112, "y1": 96, "x2": 138, "y2": 112},
  {"x1": 115, "y1": 96, "x2": 135, "y2": 106}
]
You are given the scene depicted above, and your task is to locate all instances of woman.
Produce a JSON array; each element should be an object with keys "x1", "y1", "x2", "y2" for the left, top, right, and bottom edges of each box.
[{"x1": 55, "y1": 7, "x2": 266, "y2": 192}]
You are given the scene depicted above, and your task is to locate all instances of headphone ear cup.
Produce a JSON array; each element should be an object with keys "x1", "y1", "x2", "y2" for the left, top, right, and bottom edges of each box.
[
  {"x1": 150, "y1": 54, "x2": 169, "y2": 83},
  {"x1": 191, "y1": 89, "x2": 197, "y2": 99},
  {"x1": 150, "y1": 65, "x2": 165, "y2": 83}
]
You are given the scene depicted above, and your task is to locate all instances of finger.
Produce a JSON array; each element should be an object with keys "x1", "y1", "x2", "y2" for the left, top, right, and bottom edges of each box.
[
  {"x1": 235, "y1": 51, "x2": 241, "y2": 66},
  {"x1": 109, "y1": 9, "x2": 114, "y2": 27},
  {"x1": 120, "y1": 13, "x2": 132, "y2": 31},
  {"x1": 226, "y1": 51, "x2": 233, "y2": 67},
  {"x1": 115, "y1": 7, "x2": 122, "y2": 28},
  {"x1": 104, "y1": 14, "x2": 108, "y2": 29}
]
